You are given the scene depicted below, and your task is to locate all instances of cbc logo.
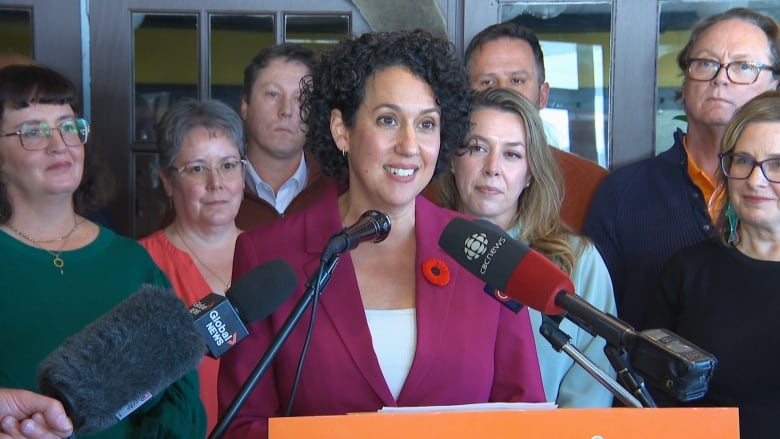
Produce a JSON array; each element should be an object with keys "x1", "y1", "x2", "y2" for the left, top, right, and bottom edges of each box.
[
  {"x1": 463, "y1": 233, "x2": 489, "y2": 260},
  {"x1": 494, "y1": 289, "x2": 510, "y2": 302}
]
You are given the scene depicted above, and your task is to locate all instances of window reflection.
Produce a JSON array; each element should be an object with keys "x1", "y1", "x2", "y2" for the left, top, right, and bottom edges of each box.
[
  {"x1": 133, "y1": 13, "x2": 198, "y2": 143},
  {"x1": 656, "y1": 1, "x2": 780, "y2": 154},
  {"x1": 285, "y1": 14, "x2": 350, "y2": 50},
  {"x1": 500, "y1": 2, "x2": 611, "y2": 168},
  {"x1": 0, "y1": 9, "x2": 33, "y2": 59},
  {"x1": 210, "y1": 15, "x2": 274, "y2": 111}
]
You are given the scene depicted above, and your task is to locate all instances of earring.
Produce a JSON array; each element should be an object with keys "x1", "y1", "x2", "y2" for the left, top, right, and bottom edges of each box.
[
  {"x1": 725, "y1": 202, "x2": 740, "y2": 244},
  {"x1": 342, "y1": 149, "x2": 347, "y2": 157}
]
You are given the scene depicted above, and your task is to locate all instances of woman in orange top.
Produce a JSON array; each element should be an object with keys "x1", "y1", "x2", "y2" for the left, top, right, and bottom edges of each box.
[{"x1": 139, "y1": 98, "x2": 246, "y2": 433}]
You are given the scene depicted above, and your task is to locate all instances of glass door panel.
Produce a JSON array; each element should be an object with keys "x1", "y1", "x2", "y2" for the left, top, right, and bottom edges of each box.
[
  {"x1": 284, "y1": 14, "x2": 350, "y2": 50},
  {"x1": 500, "y1": 1, "x2": 612, "y2": 167},
  {"x1": 132, "y1": 12, "x2": 198, "y2": 237},
  {"x1": 0, "y1": 8, "x2": 32, "y2": 58},
  {"x1": 133, "y1": 12, "x2": 198, "y2": 143},
  {"x1": 210, "y1": 14, "x2": 274, "y2": 110}
]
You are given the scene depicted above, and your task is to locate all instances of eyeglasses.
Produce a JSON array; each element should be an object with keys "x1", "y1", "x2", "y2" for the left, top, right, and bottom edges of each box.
[
  {"x1": 169, "y1": 158, "x2": 247, "y2": 182},
  {"x1": 0, "y1": 118, "x2": 90, "y2": 151},
  {"x1": 719, "y1": 152, "x2": 780, "y2": 183},
  {"x1": 686, "y1": 59, "x2": 775, "y2": 85}
]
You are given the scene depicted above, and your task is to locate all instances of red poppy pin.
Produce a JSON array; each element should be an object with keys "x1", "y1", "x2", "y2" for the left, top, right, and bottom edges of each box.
[{"x1": 422, "y1": 258, "x2": 450, "y2": 286}]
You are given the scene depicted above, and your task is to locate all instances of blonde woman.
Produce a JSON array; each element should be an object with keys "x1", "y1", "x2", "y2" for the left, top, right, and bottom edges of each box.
[{"x1": 439, "y1": 87, "x2": 617, "y2": 407}]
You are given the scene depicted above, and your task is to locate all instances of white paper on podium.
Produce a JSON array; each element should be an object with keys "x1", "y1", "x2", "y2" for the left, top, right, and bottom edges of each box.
[{"x1": 378, "y1": 402, "x2": 557, "y2": 413}]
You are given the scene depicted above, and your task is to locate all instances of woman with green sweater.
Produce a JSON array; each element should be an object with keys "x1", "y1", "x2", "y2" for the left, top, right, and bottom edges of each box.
[{"x1": 0, "y1": 64, "x2": 205, "y2": 438}]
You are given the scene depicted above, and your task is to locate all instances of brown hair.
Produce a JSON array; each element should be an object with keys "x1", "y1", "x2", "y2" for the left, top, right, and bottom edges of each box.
[{"x1": 0, "y1": 64, "x2": 111, "y2": 223}]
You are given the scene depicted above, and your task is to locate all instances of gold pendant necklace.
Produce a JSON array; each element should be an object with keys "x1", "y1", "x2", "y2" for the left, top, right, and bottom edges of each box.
[
  {"x1": 174, "y1": 224, "x2": 231, "y2": 292},
  {"x1": 7, "y1": 215, "x2": 82, "y2": 275},
  {"x1": 44, "y1": 244, "x2": 66, "y2": 275}
]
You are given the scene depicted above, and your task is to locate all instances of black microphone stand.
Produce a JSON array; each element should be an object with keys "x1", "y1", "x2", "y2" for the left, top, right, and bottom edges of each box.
[
  {"x1": 603, "y1": 345, "x2": 657, "y2": 407},
  {"x1": 208, "y1": 255, "x2": 340, "y2": 439},
  {"x1": 539, "y1": 315, "x2": 643, "y2": 408}
]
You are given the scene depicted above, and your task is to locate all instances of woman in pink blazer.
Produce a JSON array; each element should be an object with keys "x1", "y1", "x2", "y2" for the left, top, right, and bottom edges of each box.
[{"x1": 217, "y1": 30, "x2": 545, "y2": 438}]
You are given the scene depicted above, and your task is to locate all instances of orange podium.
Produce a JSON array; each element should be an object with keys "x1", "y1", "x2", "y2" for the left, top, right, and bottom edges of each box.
[{"x1": 270, "y1": 407, "x2": 739, "y2": 438}]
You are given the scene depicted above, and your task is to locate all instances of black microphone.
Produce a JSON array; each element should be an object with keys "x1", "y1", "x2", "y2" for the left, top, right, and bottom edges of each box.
[
  {"x1": 190, "y1": 259, "x2": 297, "y2": 358},
  {"x1": 439, "y1": 217, "x2": 717, "y2": 402},
  {"x1": 211, "y1": 217, "x2": 390, "y2": 438},
  {"x1": 320, "y1": 210, "x2": 391, "y2": 262},
  {"x1": 37, "y1": 284, "x2": 206, "y2": 436}
]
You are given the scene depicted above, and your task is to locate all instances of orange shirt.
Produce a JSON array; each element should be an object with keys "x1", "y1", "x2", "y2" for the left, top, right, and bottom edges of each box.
[
  {"x1": 683, "y1": 135, "x2": 717, "y2": 221},
  {"x1": 139, "y1": 229, "x2": 221, "y2": 434}
]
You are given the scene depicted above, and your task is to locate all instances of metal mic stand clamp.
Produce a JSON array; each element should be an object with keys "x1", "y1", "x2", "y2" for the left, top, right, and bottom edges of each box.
[
  {"x1": 603, "y1": 344, "x2": 657, "y2": 407},
  {"x1": 539, "y1": 315, "x2": 643, "y2": 408}
]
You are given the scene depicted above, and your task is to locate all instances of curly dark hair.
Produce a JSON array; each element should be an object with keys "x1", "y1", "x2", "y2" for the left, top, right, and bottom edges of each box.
[
  {"x1": 0, "y1": 64, "x2": 110, "y2": 223},
  {"x1": 301, "y1": 29, "x2": 472, "y2": 180}
]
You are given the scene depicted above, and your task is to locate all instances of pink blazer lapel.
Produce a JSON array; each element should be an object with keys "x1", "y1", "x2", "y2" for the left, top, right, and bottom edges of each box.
[
  {"x1": 295, "y1": 195, "x2": 471, "y2": 406},
  {"x1": 396, "y1": 199, "x2": 461, "y2": 401},
  {"x1": 302, "y1": 208, "x2": 396, "y2": 405}
]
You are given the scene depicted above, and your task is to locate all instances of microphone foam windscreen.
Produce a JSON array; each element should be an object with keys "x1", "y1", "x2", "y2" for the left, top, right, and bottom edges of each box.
[
  {"x1": 227, "y1": 258, "x2": 298, "y2": 323},
  {"x1": 37, "y1": 284, "x2": 206, "y2": 435}
]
